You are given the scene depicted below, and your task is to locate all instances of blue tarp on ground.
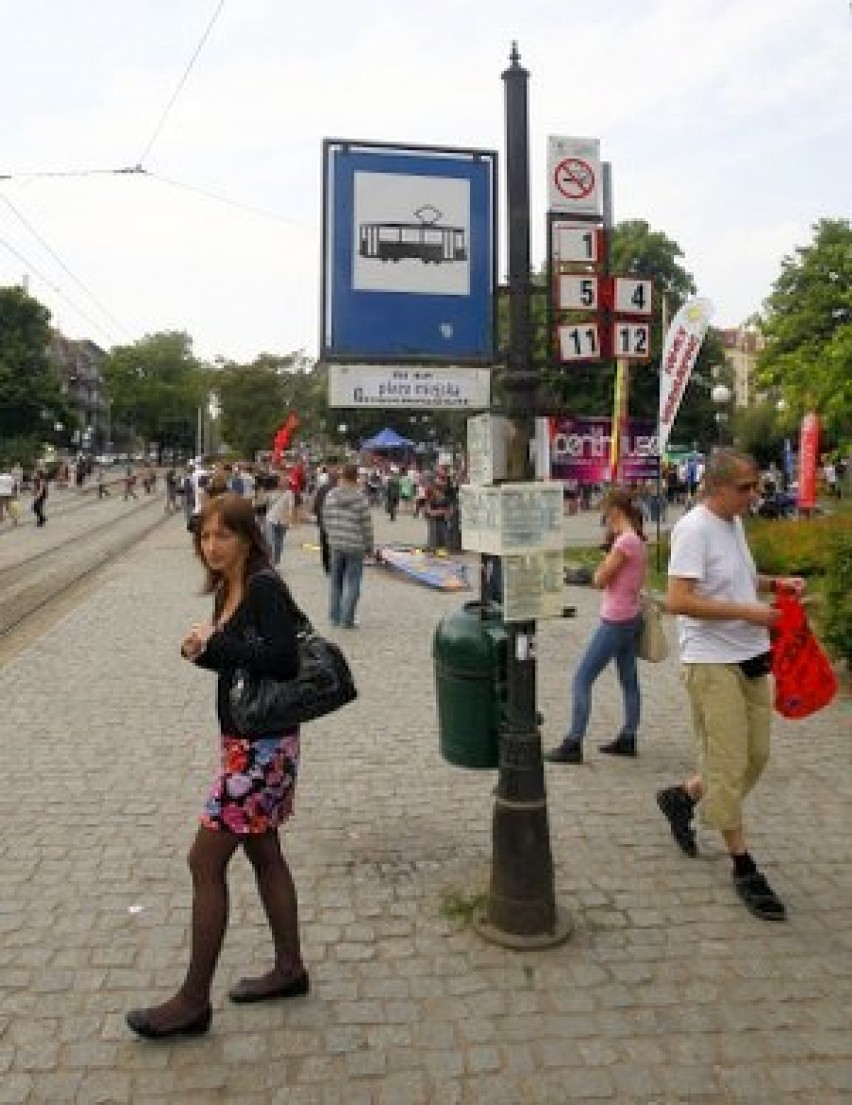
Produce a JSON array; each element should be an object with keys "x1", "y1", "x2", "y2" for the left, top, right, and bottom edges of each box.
[{"x1": 361, "y1": 428, "x2": 415, "y2": 451}]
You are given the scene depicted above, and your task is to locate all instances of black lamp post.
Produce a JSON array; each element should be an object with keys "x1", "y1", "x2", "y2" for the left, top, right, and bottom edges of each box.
[{"x1": 475, "y1": 45, "x2": 569, "y2": 948}]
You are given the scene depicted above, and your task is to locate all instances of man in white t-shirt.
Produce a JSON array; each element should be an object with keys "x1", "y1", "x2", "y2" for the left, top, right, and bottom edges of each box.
[{"x1": 658, "y1": 448, "x2": 804, "y2": 922}]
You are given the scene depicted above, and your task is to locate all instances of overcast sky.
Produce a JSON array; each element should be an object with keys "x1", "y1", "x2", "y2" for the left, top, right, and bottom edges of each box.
[{"x1": 1, "y1": 0, "x2": 849, "y2": 364}]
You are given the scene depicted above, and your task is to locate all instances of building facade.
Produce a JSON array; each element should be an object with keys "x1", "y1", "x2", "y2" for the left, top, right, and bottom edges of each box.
[
  {"x1": 47, "y1": 333, "x2": 110, "y2": 452},
  {"x1": 717, "y1": 326, "x2": 764, "y2": 408}
]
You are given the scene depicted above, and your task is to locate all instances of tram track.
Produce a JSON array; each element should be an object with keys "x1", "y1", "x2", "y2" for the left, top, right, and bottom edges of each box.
[{"x1": 0, "y1": 498, "x2": 177, "y2": 643}]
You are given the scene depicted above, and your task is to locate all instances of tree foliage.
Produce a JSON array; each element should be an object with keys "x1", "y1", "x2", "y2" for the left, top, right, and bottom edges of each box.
[
  {"x1": 217, "y1": 354, "x2": 299, "y2": 458},
  {"x1": 102, "y1": 331, "x2": 205, "y2": 452},
  {"x1": 0, "y1": 285, "x2": 67, "y2": 442},
  {"x1": 757, "y1": 218, "x2": 852, "y2": 442}
]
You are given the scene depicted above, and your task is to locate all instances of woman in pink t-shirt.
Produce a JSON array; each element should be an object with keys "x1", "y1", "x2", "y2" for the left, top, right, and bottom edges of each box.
[{"x1": 545, "y1": 488, "x2": 648, "y2": 764}]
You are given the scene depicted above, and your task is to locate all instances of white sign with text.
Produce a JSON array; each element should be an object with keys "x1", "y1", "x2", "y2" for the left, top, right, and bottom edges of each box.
[{"x1": 328, "y1": 364, "x2": 491, "y2": 409}]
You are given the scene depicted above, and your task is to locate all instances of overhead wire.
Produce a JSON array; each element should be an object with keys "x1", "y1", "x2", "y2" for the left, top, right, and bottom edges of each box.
[
  {"x1": 0, "y1": 193, "x2": 133, "y2": 340},
  {"x1": 144, "y1": 171, "x2": 317, "y2": 232},
  {"x1": 136, "y1": 0, "x2": 227, "y2": 166},
  {"x1": 0, "y1": 166, "x2": 143, "y2": 181},
  {"x1": 0, "y1": 234, "x2": 121, "y2": 346},
  {"x1": 0, "y1": 0, "x2": 320, "y2": 346}
]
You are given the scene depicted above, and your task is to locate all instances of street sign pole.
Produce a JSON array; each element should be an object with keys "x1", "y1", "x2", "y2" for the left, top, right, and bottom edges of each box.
[{"x1": 476, "y1": 44, "x2": 570, "y2": 949}]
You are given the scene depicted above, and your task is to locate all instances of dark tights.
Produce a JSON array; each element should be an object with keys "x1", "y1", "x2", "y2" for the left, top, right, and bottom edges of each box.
[{"x1": 144, "y1": 826, "x2": 302, "y2": 1030}]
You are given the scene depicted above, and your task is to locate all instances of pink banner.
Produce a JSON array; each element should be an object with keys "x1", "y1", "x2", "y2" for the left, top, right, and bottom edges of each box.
[
  {"x1": 797, "y1": 412, "x2": 819, "y2": 510},
  {"x1": 549, "y1": 417, "x2": 659, "y2": 487}
]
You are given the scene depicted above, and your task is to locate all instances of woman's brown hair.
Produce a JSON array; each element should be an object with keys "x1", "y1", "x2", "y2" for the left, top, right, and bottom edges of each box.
[
  {"x1": 603, "y1": 487, "x2": 646, "y2": 541},
  {"x1": 193, "y1": 492, "x2": 271, "y2": 613}
]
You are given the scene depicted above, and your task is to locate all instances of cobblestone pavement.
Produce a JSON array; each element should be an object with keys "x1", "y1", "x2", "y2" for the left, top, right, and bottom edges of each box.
[{"x1": 0, "y1": 503, "x2": 850, "y2": 1104}]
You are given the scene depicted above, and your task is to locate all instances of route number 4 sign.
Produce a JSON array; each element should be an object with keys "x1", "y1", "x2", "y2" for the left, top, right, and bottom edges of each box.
[{"x1": 613, "y1": 277, "x2": 653, "y2": 316}]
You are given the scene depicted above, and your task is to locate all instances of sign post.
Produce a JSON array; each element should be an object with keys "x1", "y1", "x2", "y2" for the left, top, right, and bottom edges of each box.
[{"x1": 474, "y1": 45, "x2": 569, "y2": 950}]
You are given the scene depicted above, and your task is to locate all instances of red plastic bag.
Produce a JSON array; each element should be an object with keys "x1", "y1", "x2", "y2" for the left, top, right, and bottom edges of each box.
[{"x1": 770, "y1": 591, "x2": 838, "y2": 719}]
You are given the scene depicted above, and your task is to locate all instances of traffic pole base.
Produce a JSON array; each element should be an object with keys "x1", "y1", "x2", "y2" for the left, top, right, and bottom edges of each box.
[{"x1": 473, "y1": 905, "x2": 572, "y2": 951}]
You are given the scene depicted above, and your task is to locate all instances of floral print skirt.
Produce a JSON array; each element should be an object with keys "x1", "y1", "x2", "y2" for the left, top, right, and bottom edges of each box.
[{"x1": 201, "y1": 730, "x2": 299, "y2": 835}]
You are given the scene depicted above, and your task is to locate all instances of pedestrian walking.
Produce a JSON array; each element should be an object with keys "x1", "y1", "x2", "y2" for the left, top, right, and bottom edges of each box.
[
  {"x1": 657, "y1": 448, "x2": 805, "y2": 921},
  {"x1": 322, "y1": 463, "x2": 373, "y2": 628},
  {"x1": 0, "y1": 467, "x2": 14, "y2": 524},
  {"x1": 545, "y1": 488, "x2": 648, "y2": 764},
  {"x1": 267, "y1": 480, "x2": 295, "y2": 567},
  {"x1": 31, "y1": 469, "x2": 48, "y2": 526},
  {"x1": 126, "y1": 493, "x2": 305, "y2": 1039},
  {"x1": 424, "y1": 473, "x2": 453, "y2": 551},
  {"x1": 188, "y1": 461, "x2": 210, "y2": 536},
  {"x1": 312, "y1": 471, "x2": 337, "y2": 576},
  {"x1": 164, "y1": 467, "x2": 178, "y2": 512},
  {"x1": 123, "y1": 466, "x2": 138, "y2": 500},
  {"x1": 97, "y1": 467, "x2": 110, "y2": 499},
  {"x1": 385, "y1": 467, "x2": 401, "y2": 522}
]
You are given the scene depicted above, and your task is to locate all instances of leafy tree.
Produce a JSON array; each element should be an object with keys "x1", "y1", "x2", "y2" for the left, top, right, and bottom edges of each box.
[
  {"x1": 730, "y1": 401, "x2": 788, "y2": 468},
  {"x1": 0, "y1": 285, "x2": 68, "y2": 446},
  {"x1": 757, "y1": 218, "x2": 852, "y2": 442},
  {"x1": 217, "y1": 355, "x2": 296, "y2": 458},
  {"x1": 102, "y1": 331, "x2": 205, "y2": 455}
]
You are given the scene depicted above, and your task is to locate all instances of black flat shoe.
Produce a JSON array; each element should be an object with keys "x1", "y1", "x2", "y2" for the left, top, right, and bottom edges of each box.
[
  {"x1": 126, "y1": 1004, "x2": 211, "y2": 1040},
  {"x1": 544, "y1": 743, "x2": 583, "y2": 764},
  {"x1": 598, "y1": 737, "x2": 637, "y2": 757},
  {"x1": 228, "y1": 969, "x2": 310, "y2": 1004}
]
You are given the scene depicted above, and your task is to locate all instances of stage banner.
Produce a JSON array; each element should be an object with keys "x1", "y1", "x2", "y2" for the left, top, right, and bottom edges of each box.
[
  {"x1": 549, "y1": 416, "x2": 659, "y2": 487},
  {"x1": 797, "y1": 411, "x2": 819, "y2": 511},
  {"x1": 658, "y1": 297, "x2": 714, "y2": 453}
]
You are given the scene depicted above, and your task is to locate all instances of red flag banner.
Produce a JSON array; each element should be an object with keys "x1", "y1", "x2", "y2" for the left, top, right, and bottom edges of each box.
[{"x1": 272, "y1": 413, "x2": 299, "y2": 461}]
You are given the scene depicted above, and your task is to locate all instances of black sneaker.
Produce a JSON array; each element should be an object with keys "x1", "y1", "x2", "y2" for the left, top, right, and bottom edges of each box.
[
  {"x1": 598, "y1": 737, "x2": 637, "y2": 757},
  {"x1": 656, "y1": 786, "x2": 697, "y2": 857},
  {"x1": 733, "y1": 870, "x2": 787, "y2": 921},
  {"x1": 544, "y1": 743, "x2": 583, "y2": 764}
]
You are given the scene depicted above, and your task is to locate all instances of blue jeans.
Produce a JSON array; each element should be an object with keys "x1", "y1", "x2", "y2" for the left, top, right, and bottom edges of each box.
[
  {"x1": 329, "y1": 549, "x2": 364, "y2": 627},
  {"x1": 566, "y1": 615, "x2": 642, "y2": 745},
  {"x1": 270, "y1": 523, "x2": 286, "y2": 566}
]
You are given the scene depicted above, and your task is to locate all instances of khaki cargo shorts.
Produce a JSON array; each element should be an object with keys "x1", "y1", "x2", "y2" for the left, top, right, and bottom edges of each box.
[{"x1": 681, "y1": 663, "x2": 772, "y2": 832}]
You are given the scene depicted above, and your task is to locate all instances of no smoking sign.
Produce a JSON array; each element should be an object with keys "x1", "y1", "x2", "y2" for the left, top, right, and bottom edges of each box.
[
  {"x1": 548, "y1": 135, "x2": 602, "y2": 216},
  {"x1": 554, "y1": 157, "x2": 595, "y2": 201}
]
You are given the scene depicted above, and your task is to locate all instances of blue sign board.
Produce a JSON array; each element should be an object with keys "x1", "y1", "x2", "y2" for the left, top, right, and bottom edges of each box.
[{"x1": 321, "y1": 140, "x2": 497, "y2": 365}]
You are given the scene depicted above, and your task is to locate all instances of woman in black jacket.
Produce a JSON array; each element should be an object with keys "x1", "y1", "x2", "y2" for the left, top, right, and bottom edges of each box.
[{"x1": 127, "y1": 494, "x2": 307, "y2": 1039}]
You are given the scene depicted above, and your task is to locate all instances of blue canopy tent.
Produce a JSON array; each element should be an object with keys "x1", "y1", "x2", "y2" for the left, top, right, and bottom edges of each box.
[{"x1": 360, "y1": 428, "x2": 415, "y2": 451}]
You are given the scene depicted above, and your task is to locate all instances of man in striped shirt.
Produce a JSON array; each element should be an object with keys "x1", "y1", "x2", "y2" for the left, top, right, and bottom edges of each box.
[{"x1": 322, "y1": 463, "x2": 374, "y2": 629}]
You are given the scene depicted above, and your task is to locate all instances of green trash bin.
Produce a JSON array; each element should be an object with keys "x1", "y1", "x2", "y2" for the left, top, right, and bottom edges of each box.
[{"x1": 433, "y1": 602, "x2": 507, "y2": 769}]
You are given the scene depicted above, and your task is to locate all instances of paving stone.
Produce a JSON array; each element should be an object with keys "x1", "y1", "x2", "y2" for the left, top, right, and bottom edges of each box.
[{"x1": 0, "y1": 506, "x2": 849, "y2": 1102}]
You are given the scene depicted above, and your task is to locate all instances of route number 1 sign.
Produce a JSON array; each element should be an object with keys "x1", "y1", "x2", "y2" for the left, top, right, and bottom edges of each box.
[{"x1": 554, "y1": 223, "x2": 601, "y2": 265}]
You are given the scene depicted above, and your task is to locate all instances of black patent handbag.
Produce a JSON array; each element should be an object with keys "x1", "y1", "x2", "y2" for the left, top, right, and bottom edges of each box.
[{"x1": 228, "y1": 579, "x2": 357, "y2": 736}]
